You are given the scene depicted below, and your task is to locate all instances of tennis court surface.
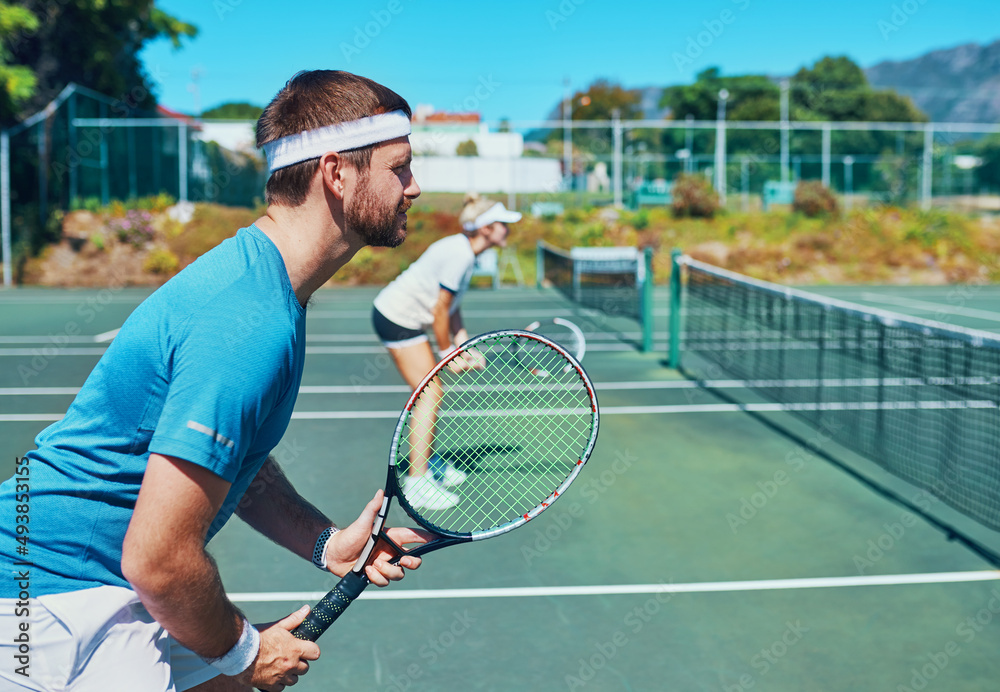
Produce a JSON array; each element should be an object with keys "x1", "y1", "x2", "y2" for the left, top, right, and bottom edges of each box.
[{"x1": 3, "y1": 279, "x2": 1000, "y2": 691}]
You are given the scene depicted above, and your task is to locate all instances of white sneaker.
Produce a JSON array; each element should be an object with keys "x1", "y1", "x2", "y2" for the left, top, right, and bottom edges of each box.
[
  {"x1": 402, "y1": 473, "x2": 460, "y2": 511},
  {"x1": 438, "y1": 463, "x2": 468, "y2": 487}
]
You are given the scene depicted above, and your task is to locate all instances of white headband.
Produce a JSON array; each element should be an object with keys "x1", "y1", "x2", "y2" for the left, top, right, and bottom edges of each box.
[
  {"x1": 462, "y1": 202, "x2": 523, "y2": 231},
  {"x1": 262, "y1": 110, "x2": 411, "y2": 174}
]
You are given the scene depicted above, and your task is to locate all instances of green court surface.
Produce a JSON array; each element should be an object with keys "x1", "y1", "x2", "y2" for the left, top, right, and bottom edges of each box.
[{"x1": 3, "y1": 283, "x2": 1000, "y2": 691}]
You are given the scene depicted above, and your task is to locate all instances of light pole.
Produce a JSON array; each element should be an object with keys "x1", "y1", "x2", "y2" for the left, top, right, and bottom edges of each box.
[
  {"x1": 843, "y1": 155, "x2": 854, "y2": 210},
  {"x1": 715, "y1": 88, "x2": 729, "y2": 205},
  {"x1": 684, "y1": 113, "x2": 694, "y2": 174},
  {"x1": 780, "y1": 79, "x2": 790, "y2": 184},
  {"x1": 563, "y1": 78, "x2": 572, "y2": 191}
]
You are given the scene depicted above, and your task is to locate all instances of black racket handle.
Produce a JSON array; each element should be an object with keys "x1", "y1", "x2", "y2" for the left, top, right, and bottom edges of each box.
[{"x1": 292, "y1": 570, "x2": 371, "y2": 642}]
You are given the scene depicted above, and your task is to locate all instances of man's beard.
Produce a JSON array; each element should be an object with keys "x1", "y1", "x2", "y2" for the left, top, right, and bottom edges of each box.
[{"x1": 346, "y1": 174, "x2": 410, "y2": 248}]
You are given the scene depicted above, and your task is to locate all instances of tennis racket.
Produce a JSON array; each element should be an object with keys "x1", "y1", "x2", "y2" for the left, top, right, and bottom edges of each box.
[{"x1": 292, "y1": 329, "x2": 599, "y2": 641}]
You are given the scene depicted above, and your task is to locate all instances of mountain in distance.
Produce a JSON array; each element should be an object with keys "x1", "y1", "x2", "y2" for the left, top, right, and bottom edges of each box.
[
  {"x1": 865, "y1": 39, "x2": 1000, "y2": 123},
  {"x1": 536, "y1": 39, "x2": 1000, "y2": 125}
]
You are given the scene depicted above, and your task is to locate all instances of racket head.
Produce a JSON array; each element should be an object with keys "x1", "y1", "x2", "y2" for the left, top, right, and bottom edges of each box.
[
  {"x1": 389, "y1": 329, "x2": 599, "y2": 541},
  {"x1": 524, "y1": 318, "x2": 586, "y2": 371}
]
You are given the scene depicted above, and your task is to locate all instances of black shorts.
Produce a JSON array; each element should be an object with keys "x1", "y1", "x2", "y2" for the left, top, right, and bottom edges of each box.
[{"x1": 371, "y1": 307, "x2": 428, "y2": 347}]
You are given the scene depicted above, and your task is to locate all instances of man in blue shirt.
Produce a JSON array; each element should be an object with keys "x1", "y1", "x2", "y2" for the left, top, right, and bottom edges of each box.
[{"x1": 0, "y1": 70, "x2": 425, "y2": 691}]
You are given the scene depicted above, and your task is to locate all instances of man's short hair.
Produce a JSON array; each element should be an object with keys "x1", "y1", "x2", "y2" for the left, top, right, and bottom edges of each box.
[{"x1": 256, "y1": 70, "x2": 412, "y2": 207}]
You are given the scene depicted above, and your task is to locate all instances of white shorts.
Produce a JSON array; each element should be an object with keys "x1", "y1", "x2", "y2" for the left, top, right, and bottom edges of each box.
[{"x1": 0, "y1": 585, "x2": 220, "y2": 691}]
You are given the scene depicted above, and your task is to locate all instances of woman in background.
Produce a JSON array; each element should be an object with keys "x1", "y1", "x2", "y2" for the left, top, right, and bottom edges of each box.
[{"x1": 372, "y1": 193, "x2": 521, "y2": 510}]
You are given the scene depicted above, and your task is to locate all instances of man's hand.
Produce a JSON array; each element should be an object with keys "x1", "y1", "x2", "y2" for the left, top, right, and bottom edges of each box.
[
  {"x1": 235, "y1": 606, "x2": 319, "y2": 691},
  {"x1": 323, "y1": 490, "x2": 432, "y2": 586}
]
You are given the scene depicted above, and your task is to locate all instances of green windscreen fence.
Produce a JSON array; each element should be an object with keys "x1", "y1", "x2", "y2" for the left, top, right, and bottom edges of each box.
[{"x1": 3, "y1": 83, "x2": 265, "y2": 271}]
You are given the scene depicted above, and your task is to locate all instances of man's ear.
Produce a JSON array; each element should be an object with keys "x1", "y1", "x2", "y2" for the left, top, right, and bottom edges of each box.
[{"x1": 319, "y1": 151, "x2": 346, "y2": 201}]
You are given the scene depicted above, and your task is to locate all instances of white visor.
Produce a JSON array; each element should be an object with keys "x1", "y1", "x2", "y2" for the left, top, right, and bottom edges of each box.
[
  {"x1": 262, "y1": 110, "x2": 412, "y2": 174},
  {"x1": 462, "y1": 202, "x2": 523, "y2": 231}
]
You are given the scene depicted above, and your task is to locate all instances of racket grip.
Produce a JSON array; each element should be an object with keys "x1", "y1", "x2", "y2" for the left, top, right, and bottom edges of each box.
[{"x1": 292, "y1": 570, "x2": 370, "y2": 642}]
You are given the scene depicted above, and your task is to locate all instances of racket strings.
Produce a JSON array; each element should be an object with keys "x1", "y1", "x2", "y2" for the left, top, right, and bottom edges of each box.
[{"x1": 396, "y1": 334, "x2": 594, "y2": 534}]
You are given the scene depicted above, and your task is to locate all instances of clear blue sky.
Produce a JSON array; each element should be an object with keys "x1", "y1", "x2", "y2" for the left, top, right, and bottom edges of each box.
[{"x1": 139, "y1": 0, "x2": 1000, "y2": 122}]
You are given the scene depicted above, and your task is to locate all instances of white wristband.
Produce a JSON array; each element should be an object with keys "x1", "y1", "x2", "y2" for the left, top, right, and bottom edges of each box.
[
  {"x1": 312, "y1": 526, "x2": 340, "y2": 570},
  {"x1": 439, "y1": 344, "x2": 459, "y2": 360},
  {"x1": 205, "y1": 616, "x2": 260, "y2": 676}
]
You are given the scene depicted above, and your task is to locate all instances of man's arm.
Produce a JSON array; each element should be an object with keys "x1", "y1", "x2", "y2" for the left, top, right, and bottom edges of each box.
[
  {"x1": 235, "y1": 455, "x2": 333, "y2": 564},
  {"x1": 235, "y1": 457, "x2": 431, "y2": 584},
  {"x1": 432, "y1": 288, "x2": 456, "y2": 354},
  {"x1": 122, "y1": 453, "x2": 318, "y2": 688},
  {"x1": 449, "y1": 309, "x2": 469, "y2": 348}
]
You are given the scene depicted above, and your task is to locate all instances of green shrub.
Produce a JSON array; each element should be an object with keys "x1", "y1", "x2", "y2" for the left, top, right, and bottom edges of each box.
[
  {"x1": 108, "y1": 209, "x2": 155, "y2": 247},
  {"x1": 629, "y1": 209, "x2": 650, "y2": 230},
  {"x1": 671, "y1": 173, "x2": 720, "y2": 219},
  {"x1": 133, "y1": 193, "x2": 177, "y2": 213},
  {"x1": 455, "y1": 139, "x2": 478, "y2": 156},
  {"x1": 793, "y1": 181, "x2": 839, "y2": 217},
  {"x1": 143, "y1": 247, "x2": 179, "y2": 275}
]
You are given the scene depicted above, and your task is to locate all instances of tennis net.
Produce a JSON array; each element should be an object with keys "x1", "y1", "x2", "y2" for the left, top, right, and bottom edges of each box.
[
  {"x1": 537, "y1": 241, "x2": 654, "y2": 351},
  {"x1": 673, "y1": 255, "x2": 1000, "y2": 532}
]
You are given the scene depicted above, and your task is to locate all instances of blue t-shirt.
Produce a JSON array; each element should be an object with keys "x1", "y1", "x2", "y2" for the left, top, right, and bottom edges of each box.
[{"x1": 0, "y1": 225, "x2": 306, "y2": 597}]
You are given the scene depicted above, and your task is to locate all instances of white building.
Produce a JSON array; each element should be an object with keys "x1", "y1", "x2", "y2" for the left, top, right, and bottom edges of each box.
[
  {"x1": 408, "y1": 105, "x2": 561, "y2": 193},
  {"x1": 189, "y1": 107, "x2": 563, "y2": 194}
]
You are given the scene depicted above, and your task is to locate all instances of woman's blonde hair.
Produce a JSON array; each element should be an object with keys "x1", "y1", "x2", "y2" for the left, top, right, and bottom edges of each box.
[{"x1": 458, "y1": 193, "x2": 498, "y2": 232}]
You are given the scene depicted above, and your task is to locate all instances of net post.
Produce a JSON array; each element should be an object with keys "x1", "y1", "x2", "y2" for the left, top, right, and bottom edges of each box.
[
  {"x1": 535, "y1": 241, "x2": 543, "y2": 289},
  {"x1": 1, "y1": 130, "x2": 10, "y2": 288},
  {"x1": 641, "y1": 246, "x2": 654, "y2": 352},
  {"x1": 668, "y1": 248, "x2": 683, "y2": 369}
]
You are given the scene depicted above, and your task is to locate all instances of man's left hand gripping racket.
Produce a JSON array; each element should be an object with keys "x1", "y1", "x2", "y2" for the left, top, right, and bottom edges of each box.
[{"x1": 292, "y1": 329, "x2": 599, "y2": 641}]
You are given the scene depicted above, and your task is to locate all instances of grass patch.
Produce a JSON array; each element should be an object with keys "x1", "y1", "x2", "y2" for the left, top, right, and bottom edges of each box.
[{"x1": 25, "y1": 198, "x2": 1000, "y2": 288}]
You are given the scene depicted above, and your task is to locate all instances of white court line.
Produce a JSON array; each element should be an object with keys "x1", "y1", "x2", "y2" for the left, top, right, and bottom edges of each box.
[
  {"x1": 93, "y1": 329, "x2": 120, "y2": 342},
  {"x1": 0, "y1": 336, "x2": 100, "y2": 344},
  {"x1": 0, "y1": 343, "x2": 657, "y2": 356},
  {"x1": 860, "y1": 293, "x2": 1000, "y2": 324},
  {"x1": 0, "y1": 414, "x2": 64, "y2": 422},
  {"x1": 5, "y1": 400, "x2": 995, "y2": 422},
  {"x1": 0, "y1": 331, "x2": 650, "y2": 345},
  {"x1": 7, "y1": 378, "x2": 995, "y2": 398},
  {"x1": 308, "y1": 308, "x2": 672, "y2": 319},
  {"x1": 0, "y1": 347, "x2": 108, "y2": 356},
  {"x1": 2, "y1": 381, "x2": 687, "y2": 397},
  {"x1": 228, "y1": 571, "x2": 1000, "y2": 603}
]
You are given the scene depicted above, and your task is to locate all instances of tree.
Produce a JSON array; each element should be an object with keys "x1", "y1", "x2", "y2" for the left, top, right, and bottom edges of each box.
[
  {"x1": 456, "y1": 139, "x2": 478, "y2": 156},
  {"x1": 660, "y1": 68, "x2": 779, "y2": 122},
  {"x1": 3, "y1": 0, "x2": 196, "y2": 124},
  {"x1": 547, "y1": 79, "x2": 642, "y2": 156},
  {"x1": 0, "y1": 2, "x2": 40, "y2": 118},
  {"x1": 655, "y1": 57, "x2": 928, "y2": 179},
  {"x1": 202, "y1": 102, "x2": 264, "y2": 120}
]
